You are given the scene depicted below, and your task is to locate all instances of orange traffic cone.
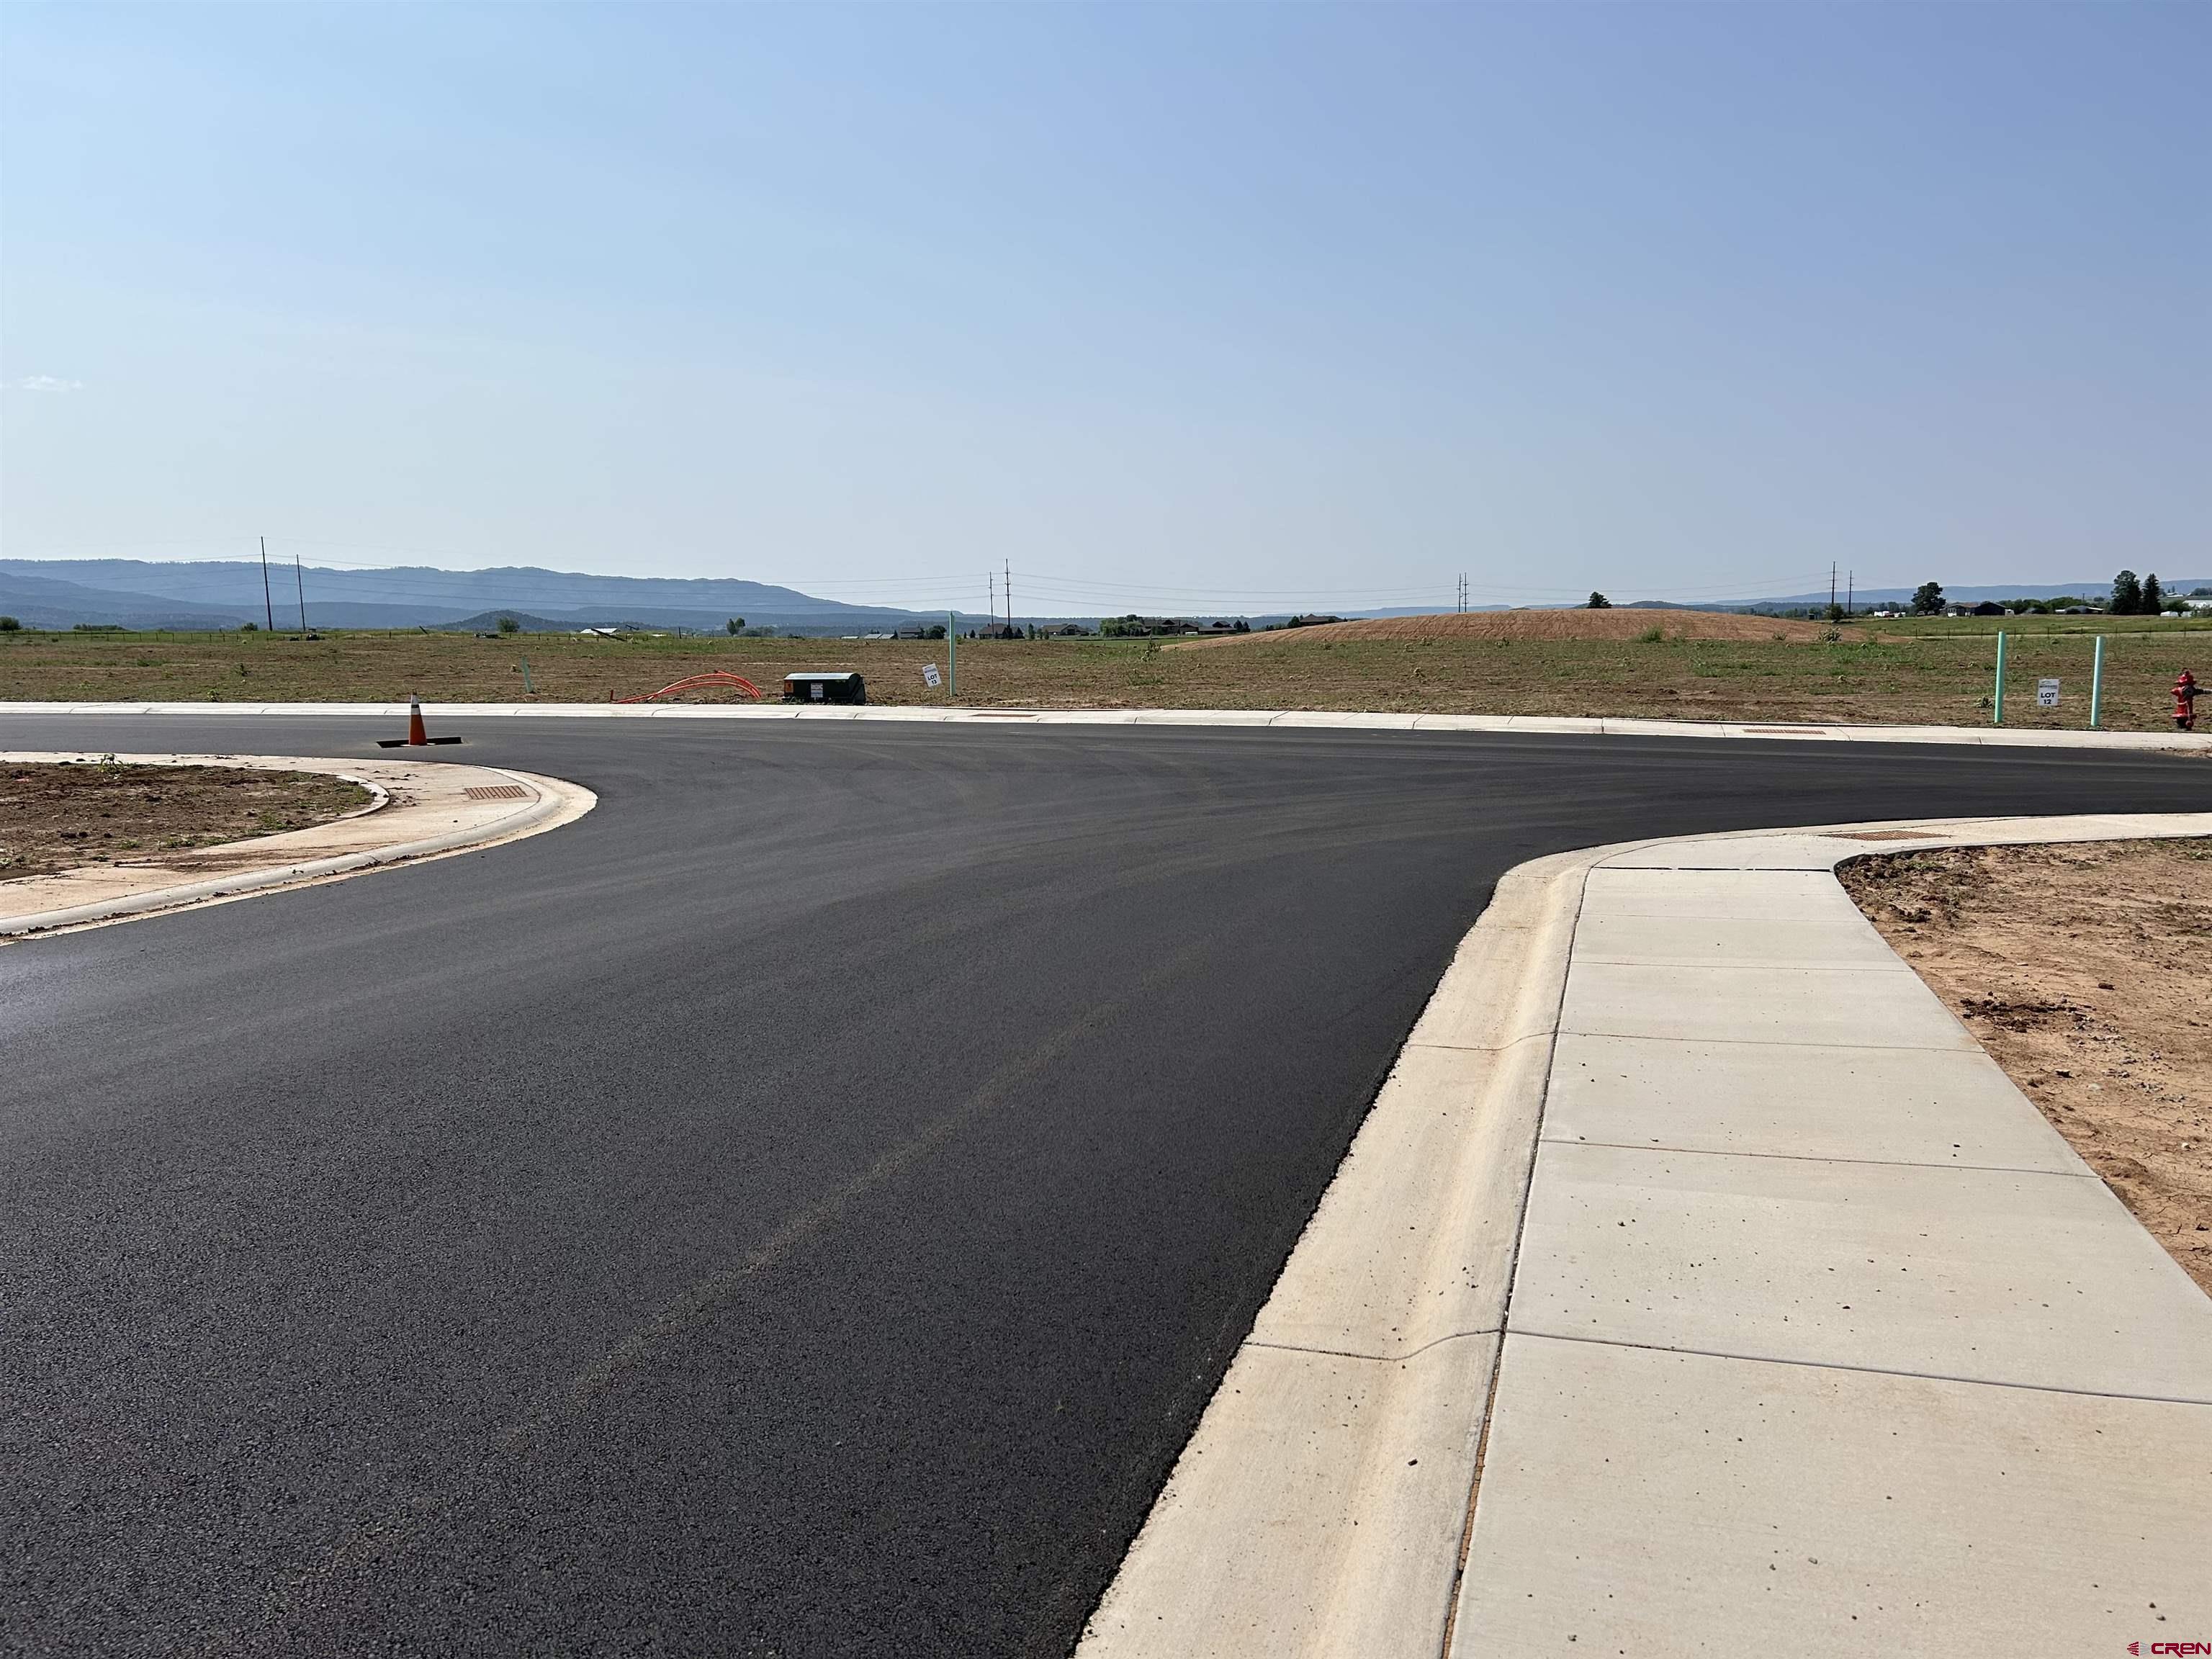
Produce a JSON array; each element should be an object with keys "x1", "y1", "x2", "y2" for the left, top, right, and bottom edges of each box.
[{"x1": 378, "y1": 694, "x2": 462, "y2": 747}]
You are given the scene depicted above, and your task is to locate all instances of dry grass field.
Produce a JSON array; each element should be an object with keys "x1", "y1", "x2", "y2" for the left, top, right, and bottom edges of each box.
[{"x1": 2, "y1": 611, "x2": 2208, "y2": 731}]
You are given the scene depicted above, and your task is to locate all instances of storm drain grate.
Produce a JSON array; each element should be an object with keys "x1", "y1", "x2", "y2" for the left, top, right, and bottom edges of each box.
[{"x1": 464, "y1": 784, "x2": 531, "y2": 801}]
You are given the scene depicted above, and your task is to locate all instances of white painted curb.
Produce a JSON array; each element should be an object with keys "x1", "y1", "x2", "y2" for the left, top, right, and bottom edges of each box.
[
  {"x1": 1080, "y1": 810, "x2": 2212, "y2": 1658},
  {"x1": 1, "y1": 701, "x2": 2207, "y2": 751}
]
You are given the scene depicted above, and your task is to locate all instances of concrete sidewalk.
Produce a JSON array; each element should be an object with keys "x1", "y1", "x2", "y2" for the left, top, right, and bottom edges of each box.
[{"x1": 1084, "y1": 812, "x2": 2212, "y2": 1658}]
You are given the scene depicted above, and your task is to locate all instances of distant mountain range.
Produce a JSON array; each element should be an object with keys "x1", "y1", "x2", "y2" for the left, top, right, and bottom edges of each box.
[
  {"x1": 2, "y1": 559, "x2": 2203, "y2": 633},
  {"x1": 0, "y1": 559, "x2": 920, "y2": 634}
]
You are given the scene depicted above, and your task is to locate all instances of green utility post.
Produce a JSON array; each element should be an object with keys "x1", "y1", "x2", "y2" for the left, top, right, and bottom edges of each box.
[
  {"x1": 2089, "y1": 634, "x2": 2105, "y2": 729},
  {"x1": 1992, "y1": 631, "x2": 2007, "y2": 725},
  {"x1": 520, "y1": 657, "x2": 535, "y2": 696},
  {"x1": 948, "y1": 612, "x2": 957, "y2": 701}
]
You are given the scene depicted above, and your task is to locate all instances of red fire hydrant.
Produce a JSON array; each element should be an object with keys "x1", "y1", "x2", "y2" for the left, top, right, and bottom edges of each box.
[{"x1": 2175, "y1": 670, "x2": 2200, "y2": 732}]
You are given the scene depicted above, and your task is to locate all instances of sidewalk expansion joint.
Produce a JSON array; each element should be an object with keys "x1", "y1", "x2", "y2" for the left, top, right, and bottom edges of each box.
[
  {"x1": 1537, "y1": 1136, "x2": 2099, "y2": 1180},
  {"x1": 1557, "y1": 1028, "x2": 1982, "y2": 1054},
  {"x1": 1572, "y1": 956, "x2": 1910, "y2": 973},
  {"x1": 1503, "y1": 1328, "x2": 2212, "y2": 1409},
  {"x1": 1604, "y1": 862, "x2": 1835, "y2": 872}
]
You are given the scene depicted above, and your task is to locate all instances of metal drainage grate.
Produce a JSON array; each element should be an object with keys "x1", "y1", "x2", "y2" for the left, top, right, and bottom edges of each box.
[{"x1": 464, "y1": 784, "x2": 531, "y2": 801}]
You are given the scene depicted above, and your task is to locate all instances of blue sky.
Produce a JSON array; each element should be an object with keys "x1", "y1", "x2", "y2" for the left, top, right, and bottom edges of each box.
[{"x1": 3, "y1": 2, "x2": 2203, "y2": 613}]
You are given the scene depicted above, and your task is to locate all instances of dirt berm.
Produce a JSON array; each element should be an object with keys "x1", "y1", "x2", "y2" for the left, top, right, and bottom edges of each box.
[{"x1": 1168, "y1": 608, "x2": 1828, "y2": 647}]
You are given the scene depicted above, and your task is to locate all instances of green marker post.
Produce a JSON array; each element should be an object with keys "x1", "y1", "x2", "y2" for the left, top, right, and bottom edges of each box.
[
  {"x1": 2089, "y1": 634, "x2": 2105, "y2": 729},
  {"x1": 1992, "y1": 631, "x2": 2006, "y2": 725},
  {"x1": 948, "y1": 612, "x2": 957, "y2": 702}
]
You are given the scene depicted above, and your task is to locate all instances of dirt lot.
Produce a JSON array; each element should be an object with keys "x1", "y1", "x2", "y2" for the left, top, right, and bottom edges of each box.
[
  {"x1": 0, "y1": 763, "x2": 373, "y2": 881},
  {"x1": 1840, "y1": 839, "x2": 2212, "y2": 1295},
  {"x1": 2, "y1": 614, "x2": 2204, "y2": 729}
]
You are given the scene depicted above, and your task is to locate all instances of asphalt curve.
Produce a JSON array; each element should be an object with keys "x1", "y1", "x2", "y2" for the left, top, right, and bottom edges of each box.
[{"x1": 4, "y1": 714, "x2": 2206, "y2": 1658}]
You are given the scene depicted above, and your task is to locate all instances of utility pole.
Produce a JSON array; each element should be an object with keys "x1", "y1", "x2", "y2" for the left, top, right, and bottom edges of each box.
[
  {"x1": 259, "y1": 536, "x2": 275, "y2": 632},
  {"x1": 1829, "y1": 562, "x2": 1838, "y2": 616},
  {"x1": 1846, "y1": 570, "x2": 1853, "y2": 617},
  {"x1": 1457, "y1": 574, "x2": 1468, "y2": 614},
  {"x1": 294, "y1": 549, "x2": 309, "y2": 634},
  {"x1": 1004, "y1": 559, "x2": 1012, "y2": 634},
  {"x1": 988, "y1": 570, "x2": 995, "y2": 631}
]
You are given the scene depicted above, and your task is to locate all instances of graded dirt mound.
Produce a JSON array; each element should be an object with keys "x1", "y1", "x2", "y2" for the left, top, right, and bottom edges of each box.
[{"x1": 1167, "y1": 609, "x2": 1828, "y2": 647}]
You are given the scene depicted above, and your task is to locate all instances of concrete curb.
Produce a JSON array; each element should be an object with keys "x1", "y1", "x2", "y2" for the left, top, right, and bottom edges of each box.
[
  {"x1": 0, "y1": 753, "x2": 595, "y2": 939},
  {"x1": 1, "y1": 701, "x2": 2206, "y2": 751},
  {"x1": 1076, "y1": 840, "x2": 1629, "y2": 1657},
  {"x1": 1081, "y1": 810, "x2": 2212, "y2": 1658}
]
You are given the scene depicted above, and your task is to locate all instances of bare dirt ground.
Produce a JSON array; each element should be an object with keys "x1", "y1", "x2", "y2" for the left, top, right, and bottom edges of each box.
[
  {"x1": 1169, "y1": 608, "x2": 1830, "y2": 646},
  {"x1": 1840, "y1": 839, "x2": 2212, "y2": 1295},
  {"x1": 0, "y1": 763, "x2": 373, "y2": 881}
]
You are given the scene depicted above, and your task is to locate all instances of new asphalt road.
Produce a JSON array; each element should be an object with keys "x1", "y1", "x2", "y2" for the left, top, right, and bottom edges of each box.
[{"x1": 5, "y1": 713, "x2": 2206, "y2": 1658}]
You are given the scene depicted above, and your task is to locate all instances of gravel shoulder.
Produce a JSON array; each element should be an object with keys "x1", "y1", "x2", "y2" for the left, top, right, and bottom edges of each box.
[
  {"x1": 1840, "y1": 838, "x2": 2212, "y2": 1295},
  {"x1": 1, "y1": 760, "x2": 372, "y2": 880}
]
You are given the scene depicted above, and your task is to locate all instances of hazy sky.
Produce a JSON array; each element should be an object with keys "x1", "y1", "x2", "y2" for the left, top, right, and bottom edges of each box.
[{"x1": 4, "y1": 3, "x2": 2204, "y2": 613}]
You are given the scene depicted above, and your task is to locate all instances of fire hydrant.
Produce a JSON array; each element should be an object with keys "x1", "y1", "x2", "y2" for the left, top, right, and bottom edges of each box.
[{"x1": 2175, "y1": 670, "x2": 2200, "y2": 732}]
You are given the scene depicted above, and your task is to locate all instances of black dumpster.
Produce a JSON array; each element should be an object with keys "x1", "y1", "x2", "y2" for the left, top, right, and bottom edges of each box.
[{"x1": 783, "y1": 670, "x2": 867, "y2": 706}]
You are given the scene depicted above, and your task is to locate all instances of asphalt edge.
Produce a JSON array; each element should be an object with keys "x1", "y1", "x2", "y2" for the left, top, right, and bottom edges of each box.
[
  {"x1": 0, "y1": 761, "x2": 595, "y2": 938},
  {"x1": 1074, "y1": 838, "x2": 1640, "y2": 1658}
]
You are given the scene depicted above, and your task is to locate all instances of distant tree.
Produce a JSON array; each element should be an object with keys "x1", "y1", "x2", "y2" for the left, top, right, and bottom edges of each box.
[
  {"x1": 1825, "y1": 601, "x2": 1846, "y2": 623},
  {"x1": 1233, "y1": 618, "x2": 1250, "y2": 632},
  {"x1": 926, "y1": 624, "x2": 946, "y2": 639},
  {"x1": 726, "y1": 617, "x2": 745, "y2": 634},
  {"x1": 2141, "y1": 573, "x2": 2164, "y2": 613},
  {"x1": 1910, "y1": 581, "x2": 1945, "y2": 616},
  {"x1": 240, "y1": 621, "x2": 259, "y2": 632},
  {"x1": 1587, "y1": 591, "x2": 1611, "y2": 609},
  {"x1": 2110, "y1": 570, "x2": 2142, "y2": 615},
  {"x1": 0, "y1": 616, "x2": 19, "y2": 631},
  {"x1": 497, "y1": 615, "x2": 521, "y2": 634}
]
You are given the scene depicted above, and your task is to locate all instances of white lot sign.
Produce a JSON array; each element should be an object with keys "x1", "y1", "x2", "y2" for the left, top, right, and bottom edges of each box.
[
  {"x1": 2037, "y1": 678, "x2": 2061, "y2": 709},
  {"x1": 922, "y1": 662, "x2": 942, "y2": 689}
]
